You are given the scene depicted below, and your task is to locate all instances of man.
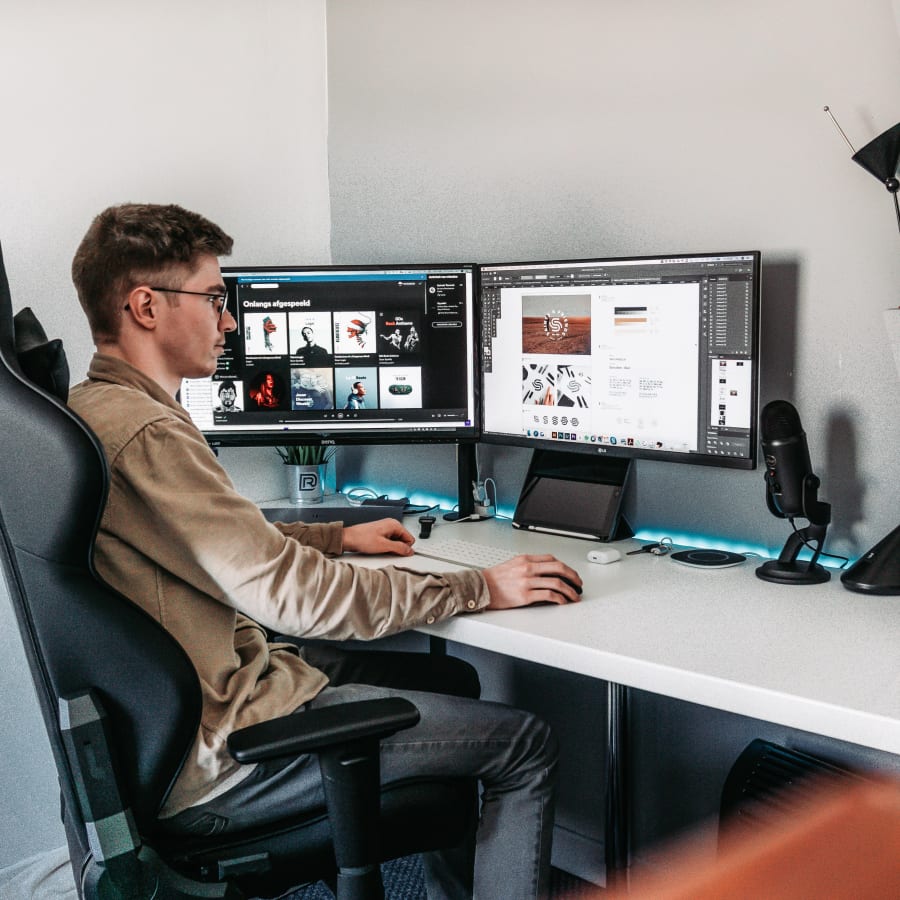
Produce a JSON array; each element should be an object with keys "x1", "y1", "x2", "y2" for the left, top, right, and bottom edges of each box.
[
  {"x1": 213, "y1": 378, "x2": 241, "y2": 412},
  {"x1": 295, "y1": 325, "x2": 332, "y2": 365},
  {"x1": 69, "y1": 203, "x2": 582, "y2": 900},
  {"x1": 249, "y1": 370, "x2": 281, "y2": 408},
  {"x1": 292, "y1": 369, "x2": 334, "y2": 410},
  {"x1": 381, "y1": 327, "x2": 403, "y2": 350},
  {"x1": 345, "y1": 379, "x2": 367, "y2": 409}
]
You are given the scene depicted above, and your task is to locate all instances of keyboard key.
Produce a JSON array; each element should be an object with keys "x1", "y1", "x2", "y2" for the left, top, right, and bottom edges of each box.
[{"x1": 414, "y1": 538, "x2": 519, "y2": 570}]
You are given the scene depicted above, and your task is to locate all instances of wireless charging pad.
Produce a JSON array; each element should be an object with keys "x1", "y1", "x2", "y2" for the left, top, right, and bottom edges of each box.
[{"x1": 671, "y1": 549, "x2": 746, "y2": 569}]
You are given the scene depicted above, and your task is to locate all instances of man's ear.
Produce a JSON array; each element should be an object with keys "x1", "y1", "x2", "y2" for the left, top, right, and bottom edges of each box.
[{"x1": 123, "y1": 286, "x2": 159, "y2": 330}]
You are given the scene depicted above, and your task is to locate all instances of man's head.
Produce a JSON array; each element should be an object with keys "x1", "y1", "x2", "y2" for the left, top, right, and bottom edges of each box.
[
  {"x1": 72, "y1": 203, "x2": 234, "y2": 344},
  {"x1": 352, "y1": 381, "x2": 365, "y2": 396},
  {"x1": 301, "y1": 326, "x2": 314, "y2": 344}
]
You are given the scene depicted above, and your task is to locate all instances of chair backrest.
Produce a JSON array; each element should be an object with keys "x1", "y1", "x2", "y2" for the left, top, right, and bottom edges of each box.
[{"x1": 0, "y1": 242, "x2": 203, "y2": 856}]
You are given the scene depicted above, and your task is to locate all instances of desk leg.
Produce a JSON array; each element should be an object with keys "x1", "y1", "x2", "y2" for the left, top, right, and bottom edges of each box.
[{"x1": 605, "y1": 681, "x2": 630, "y2": 889}]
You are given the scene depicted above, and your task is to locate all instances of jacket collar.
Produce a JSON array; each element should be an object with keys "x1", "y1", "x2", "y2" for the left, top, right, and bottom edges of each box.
[{"x1": 85, "y1": 353, "x2": 194, "y2": 423}]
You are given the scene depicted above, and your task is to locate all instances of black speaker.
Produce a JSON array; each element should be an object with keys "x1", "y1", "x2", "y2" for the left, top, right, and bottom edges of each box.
[{"x1": 841, "y1": 524, "x2": 900, "y2": 596}]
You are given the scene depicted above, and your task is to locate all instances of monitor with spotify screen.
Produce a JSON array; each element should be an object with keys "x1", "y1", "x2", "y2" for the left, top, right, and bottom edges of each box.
[
  {"x1": 179, "y1": 263, "x2": 478, "y2": 447},
  {"x1": 478, "y1": 252, "x2": 761, "y2": 538}
]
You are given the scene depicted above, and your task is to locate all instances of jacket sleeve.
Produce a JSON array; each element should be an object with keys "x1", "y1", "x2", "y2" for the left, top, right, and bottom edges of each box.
[
  {"x1": 103, "y1": 416, "x2": 490, "y2": 639},
  {"x1": 272, "y1": 519, "x2": 345, "y2": 555}
]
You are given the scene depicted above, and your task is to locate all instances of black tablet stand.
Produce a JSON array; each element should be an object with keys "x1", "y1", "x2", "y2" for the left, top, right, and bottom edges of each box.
[{"x1": 512, "y1": 450, "x2": 634, "y2": 542}]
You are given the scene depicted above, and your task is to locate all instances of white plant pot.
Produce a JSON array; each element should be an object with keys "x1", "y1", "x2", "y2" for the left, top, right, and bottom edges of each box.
[{"x1": 285, "y1": 463, "x2": 326, "y2": 504}]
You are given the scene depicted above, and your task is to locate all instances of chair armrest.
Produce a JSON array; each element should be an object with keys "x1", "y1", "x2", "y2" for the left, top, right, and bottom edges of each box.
[
  {"x1": 228, "y1": 696, "x2": 423, "y2": 897},
  {"x1": 226, "y1": 697, "x2": 420, "y2": 764}
]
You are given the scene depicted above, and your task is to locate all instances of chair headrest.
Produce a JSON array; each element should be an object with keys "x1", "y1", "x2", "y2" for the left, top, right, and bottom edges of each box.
[{"x1": 13, "y1": 307, "x2": 70, "y2": 402}]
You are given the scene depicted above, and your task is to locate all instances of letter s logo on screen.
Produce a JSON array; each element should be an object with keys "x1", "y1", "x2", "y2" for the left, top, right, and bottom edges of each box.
[{"x1": 543, "y1": 310, "x2": 569, "y2": 342}]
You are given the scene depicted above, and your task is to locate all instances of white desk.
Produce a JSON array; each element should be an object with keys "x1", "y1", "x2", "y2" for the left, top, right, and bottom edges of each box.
[
  {"x1": 381, "y1": 518, "x2": 900, "y2": 756},
  {"x1": 357, "y1": 517, "x2": 900, "y2": 879}
]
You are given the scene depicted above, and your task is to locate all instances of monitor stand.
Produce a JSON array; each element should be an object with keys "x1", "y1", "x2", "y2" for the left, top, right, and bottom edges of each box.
[
  {"x1": 443, "y1": 442, "x2": 478, "y2": 521},
  {"x1": 512, "y1": 450, "x2": 634, "y2": 542}
]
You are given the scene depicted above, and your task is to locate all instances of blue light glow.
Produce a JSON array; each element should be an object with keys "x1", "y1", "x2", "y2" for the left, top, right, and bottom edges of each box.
[
  {"x1": 339, "y1": 483, "x2": 844, "y2": 569},
  {"x1": 634, "y1": 528, "x2": 845, "y2": 569},
  {"x1": 634, "y1": 527, "x2": 770, "y2": 559},
  {"x1": 338, "y1": 483, "x2": 454, "y2": 512}
]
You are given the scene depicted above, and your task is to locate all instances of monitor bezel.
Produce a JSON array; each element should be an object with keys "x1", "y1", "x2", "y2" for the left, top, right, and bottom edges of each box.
[
  {"x1": 196, "y1": 262, "x2": 481, "y2": 449},
  {"x1": 477, "y1": 250, "x2": 761, "y2": 471}
]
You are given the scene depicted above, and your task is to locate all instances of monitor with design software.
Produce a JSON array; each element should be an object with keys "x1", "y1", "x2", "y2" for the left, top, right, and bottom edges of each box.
[{"x1": 479, "y1": 251, "x2": 761, "y2": 470}]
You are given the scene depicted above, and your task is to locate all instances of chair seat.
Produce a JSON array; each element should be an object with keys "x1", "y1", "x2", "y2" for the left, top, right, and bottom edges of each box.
[{"x1": 158, "y1": 777, "x2": 474, "y2": 898}]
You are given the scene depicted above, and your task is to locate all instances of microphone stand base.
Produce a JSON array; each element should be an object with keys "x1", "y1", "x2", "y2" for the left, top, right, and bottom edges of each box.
[
  {"x1": 756, "y1": 560, "x2": 831, "y2": 586},
  {"x1": 758, "y1": 524, "x2": 831, "y2": 585}
]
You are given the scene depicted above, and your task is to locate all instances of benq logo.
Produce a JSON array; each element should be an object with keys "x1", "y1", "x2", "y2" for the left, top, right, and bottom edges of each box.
[{"x1": 299, "y1": 472, "x2": 319, "y2": 489}]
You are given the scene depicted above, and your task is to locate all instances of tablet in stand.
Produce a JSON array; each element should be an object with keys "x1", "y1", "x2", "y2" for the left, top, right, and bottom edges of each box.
[{"x1": 512, "y1": 450, "x2": 634, "y2": 542}]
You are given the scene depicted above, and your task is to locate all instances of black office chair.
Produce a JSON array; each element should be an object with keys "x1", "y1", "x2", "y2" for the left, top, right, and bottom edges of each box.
[{"x1": 0, "y1": 241, "x2": 474, "y2": 899}]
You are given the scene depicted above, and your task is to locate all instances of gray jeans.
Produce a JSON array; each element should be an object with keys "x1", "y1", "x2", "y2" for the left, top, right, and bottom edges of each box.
[{"x1": 166, "y1": 649, "x2": 558, "y2": 900}]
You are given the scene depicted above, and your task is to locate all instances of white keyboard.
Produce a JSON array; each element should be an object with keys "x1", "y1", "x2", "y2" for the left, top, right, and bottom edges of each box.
[{"x1": 414, "y1": 537, "x2": 520, "y2": 570}]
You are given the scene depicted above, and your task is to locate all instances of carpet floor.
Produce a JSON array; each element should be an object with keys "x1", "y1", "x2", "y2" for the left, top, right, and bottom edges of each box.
[{"x1": 283, "y1": 855, "x2": 598, "y2": 899}]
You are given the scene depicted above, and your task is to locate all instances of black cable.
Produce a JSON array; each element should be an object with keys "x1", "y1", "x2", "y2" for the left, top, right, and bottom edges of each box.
[
  {"x1": 403, "y1": 503, "x2": 438, "y2": 516},
  {"x1": 788, "y1": 518, "x2": 849, "y2": 568}
]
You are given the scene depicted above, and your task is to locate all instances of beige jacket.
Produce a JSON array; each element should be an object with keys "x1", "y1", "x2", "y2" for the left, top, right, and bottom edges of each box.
[{"x1": 68, "y1": 354, "x2": 490, "y2": 816}]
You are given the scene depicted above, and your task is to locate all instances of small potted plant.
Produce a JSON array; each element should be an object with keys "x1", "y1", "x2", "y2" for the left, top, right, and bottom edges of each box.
[{"x1": 277, "y1": 445, "x2": 336, "y2": 504}]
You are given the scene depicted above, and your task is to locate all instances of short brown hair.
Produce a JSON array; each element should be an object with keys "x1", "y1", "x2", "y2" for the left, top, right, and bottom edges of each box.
[{"x1": 72, "y1": 203, "x2": 234, "y2": 343}]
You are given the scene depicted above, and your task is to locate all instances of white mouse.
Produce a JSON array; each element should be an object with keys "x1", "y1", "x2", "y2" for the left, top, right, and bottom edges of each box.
[{"x1": 586, "y1": 548, "x2": 621, "y2": 565}]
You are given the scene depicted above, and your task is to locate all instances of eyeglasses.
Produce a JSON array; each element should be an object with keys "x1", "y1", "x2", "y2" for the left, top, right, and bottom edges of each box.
[{"x1": 147, "y1": 286, "x2": 229, "y2": 321}]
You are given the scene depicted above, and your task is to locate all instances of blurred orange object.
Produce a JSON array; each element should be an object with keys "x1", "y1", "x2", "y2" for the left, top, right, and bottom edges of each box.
[{"x1": 601, "y1": 779, "x2": 900, "y2": 900}]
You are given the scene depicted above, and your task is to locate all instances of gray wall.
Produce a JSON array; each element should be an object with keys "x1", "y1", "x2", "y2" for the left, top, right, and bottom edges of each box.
[
  {"x1": 0, "y1": 0, "x2": 331, "y2": 869},
  {"x1": 326, "y1": 0, "x2": 900, "y2": 877},
  {"x1": 328, "y1": 0, "x2": 900, "y2": 558},
  {"x1": 2, "y1": 0, "x2": 899, "y2": 879}
]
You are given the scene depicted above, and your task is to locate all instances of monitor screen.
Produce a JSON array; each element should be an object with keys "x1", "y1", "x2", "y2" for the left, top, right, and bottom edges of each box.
[
  {"x1": 479, "y1": 252, "x2": 761, "y2": 469},
  {"x1": 181, "y1": 263, "x2": 478, "y2": 447}
]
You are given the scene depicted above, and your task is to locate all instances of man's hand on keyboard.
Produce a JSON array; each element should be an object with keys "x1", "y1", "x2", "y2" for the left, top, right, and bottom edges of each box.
[
  {"x1": 482, "y1": 555, "x2": 583, "y2": 609},
  {"x1": 342, "y1": 519, "x2": 415, "y2": 556}
]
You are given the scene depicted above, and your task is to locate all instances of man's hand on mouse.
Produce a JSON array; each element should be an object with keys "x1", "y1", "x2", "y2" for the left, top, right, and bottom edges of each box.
[{"x1": 482, "y1": 554, "x2": 583, "y2": 609}]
